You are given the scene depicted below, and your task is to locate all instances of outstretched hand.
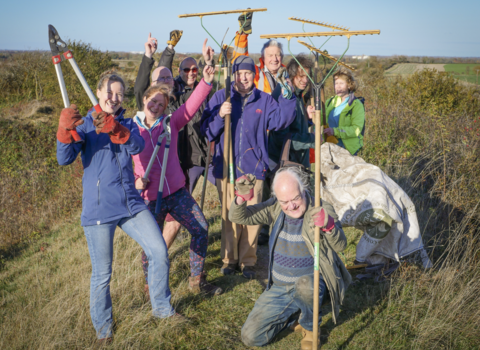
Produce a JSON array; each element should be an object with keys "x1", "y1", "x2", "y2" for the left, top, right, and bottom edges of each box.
[
  {"x1": 145, "y1": 33, "x2": 158, "y2": 59},
  {"x1": 202, "y1": 39, "x2": 215, "y2": 66},
  {"x1": 203, "y1": 65, "x2": 215, "y2": 84}
]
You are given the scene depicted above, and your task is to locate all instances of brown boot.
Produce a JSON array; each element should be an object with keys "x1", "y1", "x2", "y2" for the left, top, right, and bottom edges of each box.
[
  {"x1": 300, "y1": 327, "x2": 320, "y2": 350},
  {"x1": 289, "y1": 320, "x2": 302, "y2": 333},
  {"x1": 189, "y1": 272, "x2": 223, "y2": 296}
]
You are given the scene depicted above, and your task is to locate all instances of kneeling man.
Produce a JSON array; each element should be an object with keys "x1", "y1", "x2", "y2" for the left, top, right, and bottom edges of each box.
[{"x1": 229, "y1": 167, "x2": 351, "y2": 349}]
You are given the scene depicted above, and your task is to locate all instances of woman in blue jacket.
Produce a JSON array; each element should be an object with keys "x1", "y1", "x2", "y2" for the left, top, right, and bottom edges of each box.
[{"x1": 56, "y1": 71, "x2": 175, "y2": 342}]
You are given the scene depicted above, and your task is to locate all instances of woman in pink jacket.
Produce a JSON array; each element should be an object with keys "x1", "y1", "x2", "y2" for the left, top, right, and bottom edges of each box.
[{"x1": 133, "y1": 65, "x2": 222, "y2": 296}]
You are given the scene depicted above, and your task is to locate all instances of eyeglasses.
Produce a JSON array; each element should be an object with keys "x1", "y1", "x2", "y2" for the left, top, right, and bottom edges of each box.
[
  {"x1": 182, "y1": 67, "x2": 198, "y2": 74},
  {"x1": 154, "y1": 76, "x2": 173, "y2": 83},
  {"x1": 278, "y1": 194, "x2": 302, "y2": 207}
]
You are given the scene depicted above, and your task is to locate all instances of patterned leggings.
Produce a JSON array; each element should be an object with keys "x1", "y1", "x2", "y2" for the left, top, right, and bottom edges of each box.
[{"x1": 142, "y1": 187, "x2": 209, "y2": 282}]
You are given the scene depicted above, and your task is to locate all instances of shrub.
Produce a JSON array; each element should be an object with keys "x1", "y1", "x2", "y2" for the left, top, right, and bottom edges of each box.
[{"x1": 0, "y1": 41, "x2": 116, "y2": 115}]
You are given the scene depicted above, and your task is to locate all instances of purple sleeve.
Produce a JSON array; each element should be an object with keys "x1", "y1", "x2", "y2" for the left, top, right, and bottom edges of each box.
[
  {"x1": 200, "y1": 89, "x2": 226, "y2": 142},
  {"x1": 266, "y1": 94, "x2": 297, "y2": 131}
]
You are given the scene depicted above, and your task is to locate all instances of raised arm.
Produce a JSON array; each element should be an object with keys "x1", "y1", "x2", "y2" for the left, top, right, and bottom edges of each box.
[
  {"x1": 266, "y1": 93, "x2": 297, "y2": 131},
  {"x1": 230, "y1": 11, "x2": 253, "y2": 63},
  {"x1": 229, "y1": 197, "x2": 276, "y2": 227},
  {"x1": 56, "y1": 105, "x2": 85, "y2": 165},
  {"x1": 171, "y1": 65, "x2": 214, "y2": 131},
  {"x1": 158, "y1": 30, "x2": 182, "y2": 72},
  {"x1": 134, "y1": 33, "x2": 157, "y2": 110}
]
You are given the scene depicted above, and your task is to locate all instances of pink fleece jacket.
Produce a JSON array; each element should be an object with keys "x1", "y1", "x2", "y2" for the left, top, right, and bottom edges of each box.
[{"x1": 132, "y1": 79, "x2": 212, "y2": 200}]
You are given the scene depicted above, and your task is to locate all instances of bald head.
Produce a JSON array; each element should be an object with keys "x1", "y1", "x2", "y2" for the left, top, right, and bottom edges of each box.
[
  {"x1": 180, "y1": 57, "x2": 197, "y2": 70},
  {"x1": 272, "y1": 171, "x2": 297, "y2": 194},
  {"x1": 151, "y1": 66, "x2": 173, "y2": 88},
  {"x1": 272, "y1": 167, "x2": 309, "y2": 219}
]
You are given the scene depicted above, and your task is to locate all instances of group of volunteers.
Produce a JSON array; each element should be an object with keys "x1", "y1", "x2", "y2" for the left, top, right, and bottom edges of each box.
[{"x1": 56, "y1": 12, "x2": 364, "y2": 350}]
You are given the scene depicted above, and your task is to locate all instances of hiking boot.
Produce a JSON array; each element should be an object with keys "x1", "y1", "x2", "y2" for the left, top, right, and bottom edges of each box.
[
  {"x1": 189, "y1": 272, "x2": 223, "y2": 296},
  {"x1": 94, "y1": 337, "x2": 112, "y2": 349},
  {"x1": 290, "y1": 320, "x2": 302, "y2": 333},
  {"x1": 300, "y1": 327, "x2": 320, "y2": 350},
  {"x1": 220, "y1": 263, "x2": 238, "y2": 275},
  {"x1": 242, "y1": 266, "x2": 256, "y2": 279}
]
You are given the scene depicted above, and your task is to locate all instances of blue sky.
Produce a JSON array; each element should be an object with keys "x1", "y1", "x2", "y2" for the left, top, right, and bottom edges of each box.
[{"x1": 1, "y1": 0, "x2": 479, "y2": 57}]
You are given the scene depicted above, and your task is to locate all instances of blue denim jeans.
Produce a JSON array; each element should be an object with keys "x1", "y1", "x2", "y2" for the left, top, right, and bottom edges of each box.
[
  {"x1": 241, "y1": 275, "x2": 327, "y2": 347},
  {"x1": 83, "y1": 209, "x2": 174, "y2": 339}
]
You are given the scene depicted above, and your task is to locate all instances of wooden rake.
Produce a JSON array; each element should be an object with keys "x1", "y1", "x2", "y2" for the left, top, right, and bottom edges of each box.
[
  {"x1": 260, "y1": 25, "x2": 380, "y2": 350},
  {"x1": 179, "y1": 8, "x2": 268, "y2": 261}
]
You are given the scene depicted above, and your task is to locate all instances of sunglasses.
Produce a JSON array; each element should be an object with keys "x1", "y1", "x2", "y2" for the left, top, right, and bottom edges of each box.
[{"x1": 182, "y1": 67, "x2": 198, "y2": 74}]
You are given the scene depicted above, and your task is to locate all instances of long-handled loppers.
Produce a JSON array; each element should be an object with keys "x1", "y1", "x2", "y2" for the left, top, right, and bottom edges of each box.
[
  {"x1": 137, "y1": 116, "x2": 172, "y2": 214},
  {"x1": 48, "y1": 25, "x2": 102, "y2": 139}
]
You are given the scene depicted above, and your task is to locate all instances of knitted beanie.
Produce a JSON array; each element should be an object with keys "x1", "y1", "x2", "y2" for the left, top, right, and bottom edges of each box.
[{"x1": 232, "y1": 55, "x2": 256, "y2": 76}]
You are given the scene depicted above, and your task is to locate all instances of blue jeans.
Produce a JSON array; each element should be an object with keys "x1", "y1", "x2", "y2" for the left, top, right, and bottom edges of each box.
[
  {"x1": 83, "y1": 209, "x2": 174, "y2": 339},
  {"x1": 241, "y1": 275, "x2": 327, "y2": 347}
]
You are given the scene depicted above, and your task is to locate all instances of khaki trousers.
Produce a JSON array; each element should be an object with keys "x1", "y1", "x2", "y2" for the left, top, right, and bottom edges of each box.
[{"x1": 216, "y1": 178, "x2": 264, "y2": 268}]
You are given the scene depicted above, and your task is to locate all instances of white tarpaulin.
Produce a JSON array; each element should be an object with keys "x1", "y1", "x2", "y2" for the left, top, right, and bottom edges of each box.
[{"x1": 319, "y1": 143, "x2": 432, "y2": 268}]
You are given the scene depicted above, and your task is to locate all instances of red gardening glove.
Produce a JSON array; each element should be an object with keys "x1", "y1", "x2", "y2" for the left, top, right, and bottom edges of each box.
[
  {"x1": 312, "y1": 207, "x2": 335, "y2": 232},
  {"x1": 234, "y1": 174, "x2": 256, "y2": 202},
  {"x1": 57, "y1": 104, "x2": 84, "y2": 143},
  {"x1": 92, "y1": 111, "x2": 130, "y2": 144}
]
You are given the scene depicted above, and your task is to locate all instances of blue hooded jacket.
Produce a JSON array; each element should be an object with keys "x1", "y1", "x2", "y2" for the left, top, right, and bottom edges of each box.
[
  {"x1": 201, "y1": 85, "x2": 296, "y2": 180},
  {"x1": 56, "y1": 109, "x2": 147, "y2": 226}
]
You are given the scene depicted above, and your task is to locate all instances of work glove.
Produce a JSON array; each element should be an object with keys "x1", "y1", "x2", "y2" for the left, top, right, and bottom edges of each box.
[
  {"x1": 57, "y1": 104, "x2": 84, "y2": 143},
  {"x1": 167, "y1": 30, "x2": 183, "y2": 47},
  {"x1": 235, "y1": 174, "x2": 256, "y2": 202},
  {"x1": 276, "y1": 67, "x2": 293, "y2": 99},
  {"x1": 92, "y1": 111, "x2": 130, "y2": 144},
  {"x1": 310, "y1": 206, "x2": 335, "y2": 233},
  {"x1": 238, "y1": 10, "x2": 253, "y2": 34},
  {"x1": 323, "y1": 124, "x2": 339, "y2": 144}
]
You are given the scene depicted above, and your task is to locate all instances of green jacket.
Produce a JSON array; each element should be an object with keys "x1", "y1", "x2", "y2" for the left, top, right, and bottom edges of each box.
[
  {"x1": 325, "y1": 95, "x2": 365, "y2": 155},
  {"x1": 229, "y1": 194, "x2": 352, "y2": 323}
]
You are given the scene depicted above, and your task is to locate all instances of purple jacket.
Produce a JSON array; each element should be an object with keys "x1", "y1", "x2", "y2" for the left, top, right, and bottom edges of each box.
[{"x1": 201, "y1": 85, "x2": 296, "y2": 180}]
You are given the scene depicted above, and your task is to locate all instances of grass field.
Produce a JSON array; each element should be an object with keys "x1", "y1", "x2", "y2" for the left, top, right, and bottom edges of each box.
[
  {"x1": 385, "y1": 63, "x2": 445, "y2": 75},
  {"x1": 385, "y1": 63, "x2": 480, "y2": 85},
  {"x1": 444, "y1": 64, "x2": 480, "y2": 84}
]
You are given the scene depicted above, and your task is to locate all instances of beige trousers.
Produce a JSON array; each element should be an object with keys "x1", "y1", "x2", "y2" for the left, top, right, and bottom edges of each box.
[{"x1": 216, "y1": 178, "x2": 264, "y2": 267}]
